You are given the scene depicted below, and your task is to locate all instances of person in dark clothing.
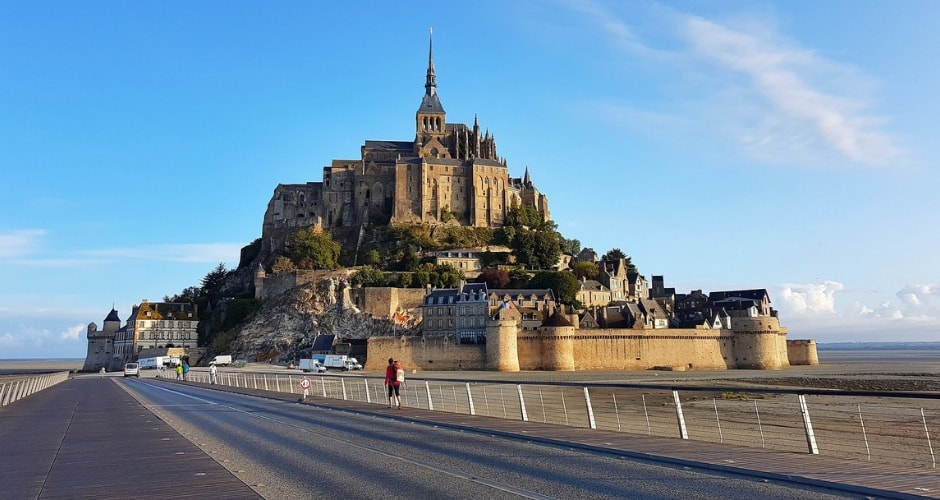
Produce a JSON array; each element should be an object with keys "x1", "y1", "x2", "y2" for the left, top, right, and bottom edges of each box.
[{"x1": 384, "y1": 358, "x2": 401, "y2": 408}]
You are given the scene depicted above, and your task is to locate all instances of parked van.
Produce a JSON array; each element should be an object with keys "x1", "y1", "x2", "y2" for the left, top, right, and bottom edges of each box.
[{"x1": 124, "y1": 362, "x2": 140, "y2": 378}]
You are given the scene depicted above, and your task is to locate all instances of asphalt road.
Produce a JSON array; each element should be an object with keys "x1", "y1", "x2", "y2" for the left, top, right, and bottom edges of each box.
[{"x1": 120, "y1": 379, "x2": 860, "y2": 500}]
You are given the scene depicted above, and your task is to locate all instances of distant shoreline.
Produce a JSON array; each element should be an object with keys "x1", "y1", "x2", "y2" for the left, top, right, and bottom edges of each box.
[
  {"x1": 817, "y1": 342, "x2": 940, "y2": 350},
  {"x1": 0, "y1": 359, "x2": 83, "y2": 375}
]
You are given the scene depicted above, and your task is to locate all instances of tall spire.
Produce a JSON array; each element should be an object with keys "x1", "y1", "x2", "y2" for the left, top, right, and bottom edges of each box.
[{"x1": 425, "y1": 27, "x2": 437, "y2": 96}]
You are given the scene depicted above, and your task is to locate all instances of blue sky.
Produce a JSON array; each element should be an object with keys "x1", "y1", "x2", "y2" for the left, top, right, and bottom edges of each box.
[{"x1": 2, "y1": 1, "x2": 938, "y2": 359}]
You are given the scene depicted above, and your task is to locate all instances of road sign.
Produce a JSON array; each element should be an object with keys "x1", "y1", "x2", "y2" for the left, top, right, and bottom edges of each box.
[{"x1": 300, "y1": 377, "x2": 311, "y2": 389}]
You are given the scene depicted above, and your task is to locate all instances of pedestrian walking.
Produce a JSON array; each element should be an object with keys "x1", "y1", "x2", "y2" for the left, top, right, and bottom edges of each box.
[
  {"x1": 209, "y1": 363, "x2": 218, "y2": 384},
  {"x1": 176, "y1": 363, "x2": 183, "y2": 380},
  {"x1": 385, "y1": 358, "x2": 402, "y2": 409},
  {"x1": 182, "y1": 361, "x2": 190, "y2": 381}
]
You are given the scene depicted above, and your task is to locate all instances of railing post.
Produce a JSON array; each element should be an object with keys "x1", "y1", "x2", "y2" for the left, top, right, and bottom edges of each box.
[
  {"x1": 425, "y1": 381, "x2": 434, "y2": 411},
  {"x1": 466, "y1": 383, "x2": 475, "y2": 415},
  {"x1": 364, "y1": 379, "x2": 371, "y2": 403},
  {"x1": 798, "y1": 394, "x2": 819, "y2": 454},
  {"x1": 341, "y1": 379, "x2": 348, "y2": 400},
  {"x1": 584, "y1": 387, "x2": 596, "y2": 430},
  {"x1": 518, "y1": 385, "x2": 528, "y2": 422},
  {"x1": 672, "y1": 390, "x2": 688, "y2": 439},
  {"x1": 921, "y1": 408, "x2": 936, "y2": 468},
  {"x1": 321, "y1": 377, "x2": 327, "y2": 398}
]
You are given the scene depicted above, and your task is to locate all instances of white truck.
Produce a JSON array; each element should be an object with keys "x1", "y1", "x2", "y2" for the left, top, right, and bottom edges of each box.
[
  {"x1": 299, "y1": 359, "x2": 326, "y2": 373},
  {"x1": 210, "y1": 355, "x2": 233, "y2": 366},
  {"x1": 323, "y1": 354, "x2": 363, "y2": 371},
  {"x1": 138, "y1": 356, "x2": 171, "y2": 370}
]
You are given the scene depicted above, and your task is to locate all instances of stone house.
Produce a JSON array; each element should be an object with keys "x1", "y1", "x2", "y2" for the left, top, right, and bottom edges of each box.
[
  {"x1": 112, "y1": 300, "x2": 199, "y2": 364},
  {"x1": 576, "y1": 278, "x2": 611, "y2": 308}
]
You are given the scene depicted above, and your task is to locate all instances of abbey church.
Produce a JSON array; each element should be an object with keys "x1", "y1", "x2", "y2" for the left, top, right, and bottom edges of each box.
[{"x1": 261, "y1": 33, "x2": 550, "y2": 254}]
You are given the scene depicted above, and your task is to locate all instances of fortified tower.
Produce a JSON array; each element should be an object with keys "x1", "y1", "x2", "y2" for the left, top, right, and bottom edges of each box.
[
  {"x1": 485, "y1": 301, "x2": 521, "y2": 371},
  {"x1": 730, "y1": 316, "x2": 789, "y2": 369},
  {"x1": 538, "y1": 311, "x2": 575, "y2": 371},
  {"x1": 82, "y1": 308, "x2": 121, "y2": 372}
]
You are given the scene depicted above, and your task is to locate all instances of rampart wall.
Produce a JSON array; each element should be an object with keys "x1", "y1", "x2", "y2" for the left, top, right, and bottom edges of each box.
[
  {"x1": 365, "y1": 336, "x2": 486, "y2": 371},
  {"x1": 367, "y1": 319, "x2": 817, "y2": 372},
  {"x1": 787, "y1": 339, "x2": 819, "y2": 366}
]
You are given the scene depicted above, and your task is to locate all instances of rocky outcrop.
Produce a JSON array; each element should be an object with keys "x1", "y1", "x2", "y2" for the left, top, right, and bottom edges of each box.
[{"x1": 230, "y1": 275, "x2": 419, "y2": 363}]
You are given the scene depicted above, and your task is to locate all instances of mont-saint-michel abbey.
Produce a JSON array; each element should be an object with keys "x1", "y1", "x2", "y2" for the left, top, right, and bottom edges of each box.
[
  {"x1": 85, "y1": 33, "x2": 818, "y2": 373},
  {"x1": 262, "y1": 35, "x2": 549, "y2": 245}
]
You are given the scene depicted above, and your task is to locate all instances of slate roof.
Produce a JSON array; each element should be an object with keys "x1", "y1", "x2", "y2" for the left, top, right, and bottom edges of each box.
[
  {"x1": 708, "y1": 289, "x2": 770, "y2": 303},
  {"x1": 311, "y1": 334, "x2": 335, "y2": 351},
  {"x1": 363, "y1": 140, "x2": 413, "y2": 151},
  {"x1": 104, "y1": 309, "x2": 121, "y2": 323}
]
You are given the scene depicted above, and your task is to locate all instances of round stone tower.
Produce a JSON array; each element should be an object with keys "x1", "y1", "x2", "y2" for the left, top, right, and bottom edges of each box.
[
  {"x1": 539, "y1": 311, "x2": 575, "y2": 371},
  {"x1": 485, "y1": 302, "x2": 521, "y2": 371},
  {"x1": 730, "y1": 316, "x2": 785, "y2": 369}
]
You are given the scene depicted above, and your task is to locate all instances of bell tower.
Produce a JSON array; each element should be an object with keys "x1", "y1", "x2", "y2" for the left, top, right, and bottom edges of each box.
[{"x1": 415, "y1": 28, "x2": 448, "y2": 157}]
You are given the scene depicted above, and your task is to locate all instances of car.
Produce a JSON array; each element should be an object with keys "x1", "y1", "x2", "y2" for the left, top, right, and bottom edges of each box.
[{"x1": 124, "y1": 362, "x2": 140, "y2": 378}]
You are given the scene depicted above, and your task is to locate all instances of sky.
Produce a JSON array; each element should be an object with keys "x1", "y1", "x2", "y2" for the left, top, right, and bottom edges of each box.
[{"x1": 2, "y1": 0, "x2": 938, "y2": 359}]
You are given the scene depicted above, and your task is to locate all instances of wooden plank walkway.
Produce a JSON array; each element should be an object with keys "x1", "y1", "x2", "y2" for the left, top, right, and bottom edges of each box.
[{"x1": 0, "y1": 376, "x2": 259, "y2": 499}]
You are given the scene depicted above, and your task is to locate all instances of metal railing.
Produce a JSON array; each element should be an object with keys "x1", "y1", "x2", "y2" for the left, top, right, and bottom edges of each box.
[
  {"x1": 178, "y1": 370, "x2": 940, "y2": 469},
  {"x1": 0, "y1": 371, "x2": 71, "y2": 407}
]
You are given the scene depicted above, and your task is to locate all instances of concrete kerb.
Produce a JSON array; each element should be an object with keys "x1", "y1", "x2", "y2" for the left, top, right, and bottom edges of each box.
[{"x1": 153, "y1": 378, "x2": 919, "y2": 500}]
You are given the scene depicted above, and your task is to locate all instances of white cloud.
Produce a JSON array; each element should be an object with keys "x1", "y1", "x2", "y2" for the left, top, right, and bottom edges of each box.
[
  {"x1": 559, "y1": 1, "x2": 901, "y2": 168},
  {"x1": 80, "y1": 243, "x2": 242, "y2": 264},
  {"x1": 680, "y1": 16, "x2": 899, "y2": 167},
  {"x1": 0, "y1": 229, "x2": 46, "y2": 258},
  {"x1": 61, "y1": 323, "x2": 86, "y2": 341},
  {"x1": 777, "y1": 281, "x2": 843, "y2": 315},
  {"x1": 895, "y1": 284, "x2": 940, "y2": 320}
]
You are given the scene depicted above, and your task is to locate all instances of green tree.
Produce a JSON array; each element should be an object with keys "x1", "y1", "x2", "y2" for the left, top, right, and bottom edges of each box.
[
  {"x1": 398, "y1": 246, "x2": 419, "y2": 272},
  {"x1": 601, "y1": 248, "x2": 638, "y2": 274},
  {"x1": 397, "y1": 273, "x2": 413, "y2": 288},
  {"x1": 561, "y1": 238, "x2": 581, "y2": 256},
  {"x1": 512, "y1": 229, "x2": 562, "y2": 270},
  {"x1": 289, "y1": 227, "x2": 341, "y2": 270},
  {"x1": 164, "y1": 286, "x2": 201, "y2": 304},
  {"x1": 351, "y1": 266, "x2": 387, "y2": 287},
  {"x1": 271, "y1": 256, "x2": 296, "y2": 274},
  {"x1": 364, "y1": 249, "x2": 381, "y2": 267},
  {"x1": 572, "y1": 261, "x2": 598, "y2": 281},
  {"x1": 413, "y1": 271, "x2": 430, "y2": 288},
  {"x1": 201, "y1": 263, "x2": 231, "y2": 300},
  {"x1": 528, "y1": 271, "x2": 581, "y2": 306}
]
